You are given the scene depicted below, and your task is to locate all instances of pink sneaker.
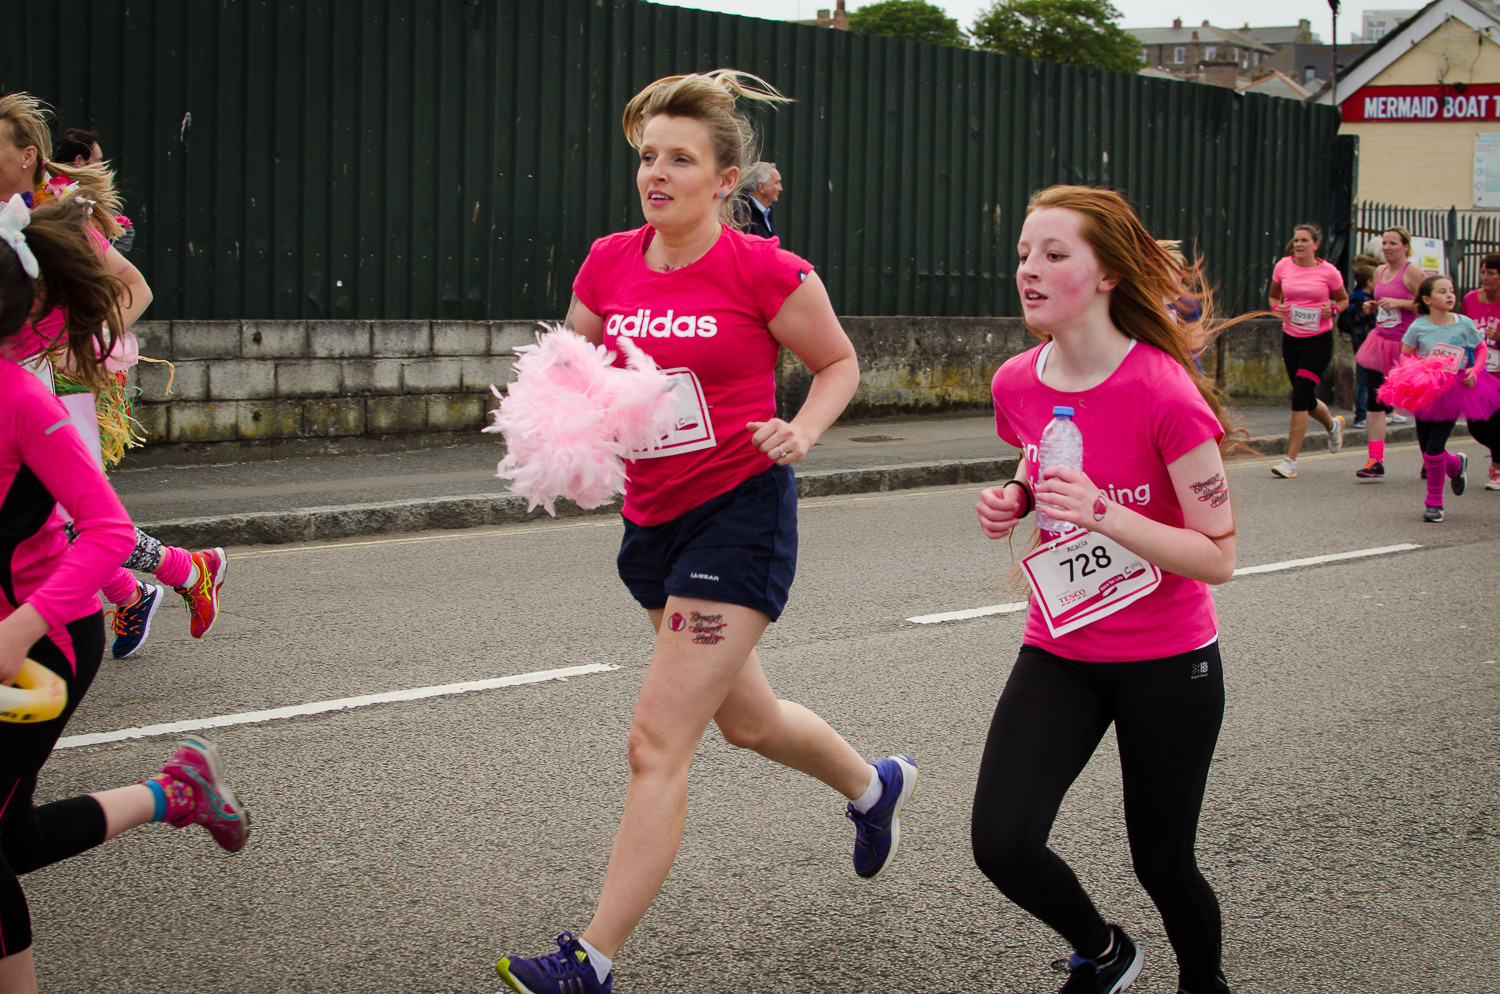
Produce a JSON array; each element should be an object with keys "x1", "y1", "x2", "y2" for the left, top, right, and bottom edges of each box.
[
  {"x1": 161, "y1": 737, "x2": 251, "y2": 853},
  {"x1": 1487, "y1": 462, "x2": 1500, "y2": 490}
]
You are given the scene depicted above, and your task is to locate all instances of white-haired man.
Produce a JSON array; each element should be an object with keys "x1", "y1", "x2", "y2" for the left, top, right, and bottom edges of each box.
[{"x1": 734, "y1": 161, "x2": 782, "y2": 239}]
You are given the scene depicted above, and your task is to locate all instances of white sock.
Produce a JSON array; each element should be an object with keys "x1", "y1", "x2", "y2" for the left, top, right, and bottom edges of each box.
[
  {"x1": 577, "y1": 937, "x2": 612, "y2": 985},
  {"x1": 181, "y1": 561, "x2": 201, "y2": 589},
  {"x1": 850, "y1": 764, "x2": 883, "y2": 814}
]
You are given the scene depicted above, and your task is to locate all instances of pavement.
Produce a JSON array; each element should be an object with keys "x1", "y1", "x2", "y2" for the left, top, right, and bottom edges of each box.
[
  {"x1": 111, "y1": 402, "x2": 1471, "y2": 549},
  {"x1": 29, "y1": 438, "x2": 1500, "y2": 993}
]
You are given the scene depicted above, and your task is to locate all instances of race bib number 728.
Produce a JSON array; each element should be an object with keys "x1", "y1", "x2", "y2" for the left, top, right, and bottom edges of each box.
[{"x1": 1020, "y1": 530, "x2": 1162, "y2": 638}]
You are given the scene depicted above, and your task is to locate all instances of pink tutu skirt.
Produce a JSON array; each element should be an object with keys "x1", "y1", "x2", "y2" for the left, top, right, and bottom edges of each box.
[
  {"x1": 1355, "y1": 333, "x2": 1403, "y2": 373},
  {"x1": 1379, "y1": 356, "x2": 1500, "y2": 422}
]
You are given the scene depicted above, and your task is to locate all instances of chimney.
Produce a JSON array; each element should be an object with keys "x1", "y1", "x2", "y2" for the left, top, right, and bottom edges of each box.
[
  {"x1": 1202, "y1": 19, "x2": 1210, "y2": 27},
  {"x1": 1192, "y1": 30, "x2": 1198, "y2": 40},
  {"x1": 1173, "y1": 18, "x2": 1182, "y2": 29},
  {"x1": 834, "y1": 0, "x2": 848, "y2": 30}
]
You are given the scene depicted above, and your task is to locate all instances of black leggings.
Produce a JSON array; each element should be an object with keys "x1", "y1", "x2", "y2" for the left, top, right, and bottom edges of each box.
[
  {"x1": 1282, "y1": 332, "x2": 1333, "y2": 412},
  {"x1": 972, "y1": 643, "x2": 1225, "y2": 990},
  {"x1": 1416, "y1": 418, "x2": 1457, "y2": 456},
  {"x1": 1361, "y1": 365, "x2": 1393, "y2": 414},
  {"x1": 0, "y1": 614, "x2": 109, "y2": 959},
  {"x1": 1468, "y1": 409, "x2": 1500, "y2": 456}
]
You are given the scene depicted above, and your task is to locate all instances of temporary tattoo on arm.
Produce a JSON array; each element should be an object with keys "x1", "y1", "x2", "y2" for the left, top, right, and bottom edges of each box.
[
  {"x1": 688, "y1": 611, "x2": 727, "y2": 645},
  {"x1": 1189, "y1": 473, "x2": 1229, "y2": 508}
]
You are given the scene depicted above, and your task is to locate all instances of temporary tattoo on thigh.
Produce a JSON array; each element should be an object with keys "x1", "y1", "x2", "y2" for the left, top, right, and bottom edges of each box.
[
  {"x1": 669, "y1": 613, "x2": 686, "y2": 632},
  {"x1": 1189, "y1": 473, "x2": 1229, "y2": 508},
  {"x1": 688, "y1": 611, "x2": 727, "y2": 645}
]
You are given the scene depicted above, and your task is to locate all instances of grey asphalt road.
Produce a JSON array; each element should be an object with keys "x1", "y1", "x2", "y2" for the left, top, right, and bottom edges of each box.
[{"x1": 23, "y1": 437, "x2": 1499, "y2": 993}]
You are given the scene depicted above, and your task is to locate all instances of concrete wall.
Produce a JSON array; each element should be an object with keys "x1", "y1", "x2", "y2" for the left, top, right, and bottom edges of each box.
[{"x1": 124, "y1": 315, "x2": 1328, "y2": 465}]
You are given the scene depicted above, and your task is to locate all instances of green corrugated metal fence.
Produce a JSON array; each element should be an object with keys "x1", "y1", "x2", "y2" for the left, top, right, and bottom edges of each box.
[{"x1": 5, "y1": 0, "x2": 1343, "y2": 319}]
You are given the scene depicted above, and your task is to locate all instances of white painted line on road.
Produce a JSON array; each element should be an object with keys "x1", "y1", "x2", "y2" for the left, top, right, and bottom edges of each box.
[
  {"x1": 907, "y1": 544, "x2": 1424, "y2": 625},
  {"x1": 1231, "y1": 543, "x2": 1422, "y2": 575},
  {"x1": 54, "y1": 663, "x2": 620, "y2": 749},
  {"x1": 908, "y1": 602, "x2": 1029, "y2": 624}
]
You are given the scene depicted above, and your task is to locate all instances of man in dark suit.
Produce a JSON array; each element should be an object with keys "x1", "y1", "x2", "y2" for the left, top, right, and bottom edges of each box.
[{"x1": 733, "y1": 161, "x2": 782, "y2": 239}]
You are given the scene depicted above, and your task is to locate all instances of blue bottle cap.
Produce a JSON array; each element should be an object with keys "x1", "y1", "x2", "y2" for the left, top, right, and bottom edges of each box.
[{"x1": 1052, "y1": 406, "x2": 1075, "y2": 416}]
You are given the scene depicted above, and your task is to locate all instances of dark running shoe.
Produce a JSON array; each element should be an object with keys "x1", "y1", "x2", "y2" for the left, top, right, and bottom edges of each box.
[
  {"x1": 497, "y1": 932, "x2": 611, "y2": 994},
  {"x1": 1052, "y1": 924, "x2": 1144, "y2": 993},
  {"x1": 1178, "y1": 974, "x2": 1232, "y2": 994},
  {"x1": 1423, "y1": 505, "x2": 1445, "y2": 523},
  {"x1": 847, "y1": 754, "x2": 918, "y2": 880},
  {"x1": 109, "y1": 581, "x2": 163, "y2": 659},
  {"x1": 1355, "y1": 459, "x2": 1385, "y2": 479},
  {"x1": 1452, "y1": 452, "x2": 1469, "y2": 495}
]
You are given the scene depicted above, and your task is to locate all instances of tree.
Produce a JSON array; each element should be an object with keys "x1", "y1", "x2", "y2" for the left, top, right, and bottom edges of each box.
[
  {"x1": 848, "y1": 1, "x2": 966, "y2": 48},
  {"x1": 971, "y1": 0, "x2": 1144, "y2": 73}
]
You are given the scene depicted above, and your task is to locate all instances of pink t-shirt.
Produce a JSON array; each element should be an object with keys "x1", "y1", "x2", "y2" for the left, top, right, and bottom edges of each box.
[
  {"x1": 574, "y1": 224, "x2": 812, "y2": 526},
  {"x1": 992, "y1": 341, "x2": 1224, "y2": 662},
  {"x1": 1272, "y1": 257, "x2": 1343, "y2": 337},
  {"x1": 1462, "y1": 291, "x2": 1500, "y2": 342},
  {"x1": 0, "y1": 359, "x2": 135, "y2": 667}
]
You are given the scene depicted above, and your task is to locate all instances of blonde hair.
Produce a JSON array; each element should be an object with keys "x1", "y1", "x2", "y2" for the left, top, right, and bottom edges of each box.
[
  {"x1": 0, "y1": 92, "x2": 123, "y2": 240},
  {"x1": 1383, "y1": 225, "x2": 1413, "y2": 258},
  {"x1": 1027, "y1": 186, "x2": 1243, "y2": 452},
  {"x1": 621, "y1": 70, "x2": 790, "y2": 225}
]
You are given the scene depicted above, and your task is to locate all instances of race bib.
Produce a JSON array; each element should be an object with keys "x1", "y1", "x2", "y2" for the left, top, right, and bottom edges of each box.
[
  {"x1": 1289, "y1": 304, "x2": 1321, "y2": 331},
  {"x1": 1376, "y1": 306, "x2": 1399, "y2": 329},
  {"x1": 1020, "y1": 530, "x2": 1162, "y2": 638},
  {"x1": 1429, "y1": 342, "x2": 1466, "y2": 371},
  {"x1": 629, "y1": 368, "x2": 717, "y2": 460}
]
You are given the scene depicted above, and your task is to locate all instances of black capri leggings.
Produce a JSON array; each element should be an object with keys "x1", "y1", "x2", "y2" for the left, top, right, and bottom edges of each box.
[
  {"x1": 0, "y1": 614, "x2": 109, "y2": 960},
  {"x1": 972, "y1": 643, "x2": 1226, "y2": 991},
  {"x1": 1282, "y1": 331, "x2": 1334, "y2": 412}
]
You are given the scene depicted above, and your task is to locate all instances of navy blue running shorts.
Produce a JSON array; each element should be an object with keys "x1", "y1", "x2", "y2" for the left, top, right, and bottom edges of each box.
[{"x1": 617, "y1": 463, "x2": 798, "y2": 621}]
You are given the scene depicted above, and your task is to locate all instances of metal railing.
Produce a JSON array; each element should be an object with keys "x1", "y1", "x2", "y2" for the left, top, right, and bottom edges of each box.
[{"x1": 1354, "y1": 202, "x2": 1500, "y2": 292}]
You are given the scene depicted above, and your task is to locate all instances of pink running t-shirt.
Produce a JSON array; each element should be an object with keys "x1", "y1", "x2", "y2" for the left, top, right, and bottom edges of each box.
[
  {"x1": 1272, "y1": 257, "x2": 1343, "y2": 337},
  {"x1": 1462, "y1": 291, "x2": 1500, "y2": 373},
  {"x1": 992, "y1": 341, "x2": 1224, "y2": 662},
  {"x1": 573, "y1": 224, "x2": 812, "y2": 526}
]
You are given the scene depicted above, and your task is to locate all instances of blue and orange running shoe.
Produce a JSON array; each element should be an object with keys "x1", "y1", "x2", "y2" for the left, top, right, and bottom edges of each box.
[
  {"x1": 174, "y1": 548, "x2": 226, "y2": 639},
  {"x1": 161, "y1": 736, "x2": 251, "y2": 853},
  {"x1": 497, "y1": 932, "x2": 612, "y2": 994},
  {"x1": 847, "y1": 754, "x2": 918, "y2": 880},
  {"x1": 109, "y1": 581, "x2": 164, "y2": 659}
]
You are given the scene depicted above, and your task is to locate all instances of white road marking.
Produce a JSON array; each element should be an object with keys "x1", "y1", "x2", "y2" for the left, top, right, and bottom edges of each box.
[
  {"x1": 55, "y1": 663, "x2": 620, "y2": 749},
  {"x1": 1230, "y1": 543, "x2": 1422, "y2": 575},
  {"x1": 906, "y1": 544, "x2": 1423, "y2": 625},
  {"x1": 908, "y1": 602, "x2": 1029, "y2": 624}
]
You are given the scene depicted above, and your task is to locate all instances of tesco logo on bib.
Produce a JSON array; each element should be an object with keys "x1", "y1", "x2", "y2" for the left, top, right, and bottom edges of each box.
[{"x1": 606, "y1": 310, "x2": 718, "y2": 338}]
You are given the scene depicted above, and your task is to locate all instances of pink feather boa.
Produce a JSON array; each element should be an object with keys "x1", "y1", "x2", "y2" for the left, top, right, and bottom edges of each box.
[{"x1": 483, "y1": 325, "x2": 676, "y2": 515}]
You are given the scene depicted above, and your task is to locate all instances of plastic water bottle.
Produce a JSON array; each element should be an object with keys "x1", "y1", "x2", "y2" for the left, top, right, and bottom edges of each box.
[{"x1": 1036, "y1": 405, "x2": 1083, "y2": 534}]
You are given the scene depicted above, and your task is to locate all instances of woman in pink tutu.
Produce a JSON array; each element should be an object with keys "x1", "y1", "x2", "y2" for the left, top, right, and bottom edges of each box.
[
  {"x1": 1354, "y1": 227, "x2": 1424, "y2": 479},
  {"x1": 1378, "y1": 275, "x2": 1500, "y2": 521}
]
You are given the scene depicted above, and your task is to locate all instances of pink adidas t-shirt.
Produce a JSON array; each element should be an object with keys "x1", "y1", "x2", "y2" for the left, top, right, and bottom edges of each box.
[
  {"x1": 1272, "y1": 257, "x2": 1343, "y2": 337},
  {"x1": 992, "y1": 341, "x2": 1224, "y2": 662},
  {"x1": 574, "y1": 224, "x2": 812, "y2": 526}
]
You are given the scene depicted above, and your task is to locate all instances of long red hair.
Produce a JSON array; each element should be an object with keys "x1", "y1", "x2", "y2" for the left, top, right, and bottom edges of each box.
[{"x1": 1024, "y1": 185, "x2": 1241, "y2": 451}]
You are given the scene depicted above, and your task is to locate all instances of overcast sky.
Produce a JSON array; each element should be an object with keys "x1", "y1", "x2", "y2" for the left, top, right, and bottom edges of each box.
[{"x1": 650, "y1": 0, "x2": 1369, "y2": 44}]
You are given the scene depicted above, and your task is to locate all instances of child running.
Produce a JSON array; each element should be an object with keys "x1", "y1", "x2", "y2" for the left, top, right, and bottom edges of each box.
[
  {"x1": 0, "y1": 194, "x2": 249, "y2": 994},
  {"x1": 1267, "y1": 222, "x2": 1346, "y2": 478},
  {"x1": 973, "y1": 186, "x2": 1238, "y2": 994},
  {"x1": 1380, "y1": 275, "x2": 1500, "y2": 522},
  {"x1": 491, "y1": 71, "x2": 916, "y2": 994}
]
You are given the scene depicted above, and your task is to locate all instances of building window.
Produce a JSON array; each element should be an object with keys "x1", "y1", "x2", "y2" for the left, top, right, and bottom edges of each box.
[
  {"x1": 1141, "y1": 47, "x2": 1148, "y2": 63},
  {"x1": 1173, "y1": 46, "x2": 1185, "y2": 63},
  {"x1": 1304, "y1": 66, "x2": 1316, "y2": 82},
  {"x1": 1230, "y1": 48, "x2": 1238, "y2": 60},
  {"x1": 1205, "y1": 45, "x2": 1217, "y2": 59}
]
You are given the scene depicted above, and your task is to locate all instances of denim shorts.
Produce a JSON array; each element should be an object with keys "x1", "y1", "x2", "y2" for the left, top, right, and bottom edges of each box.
[{"x1": 617, "y1": 464, "x2": 798, "y2": 621}]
